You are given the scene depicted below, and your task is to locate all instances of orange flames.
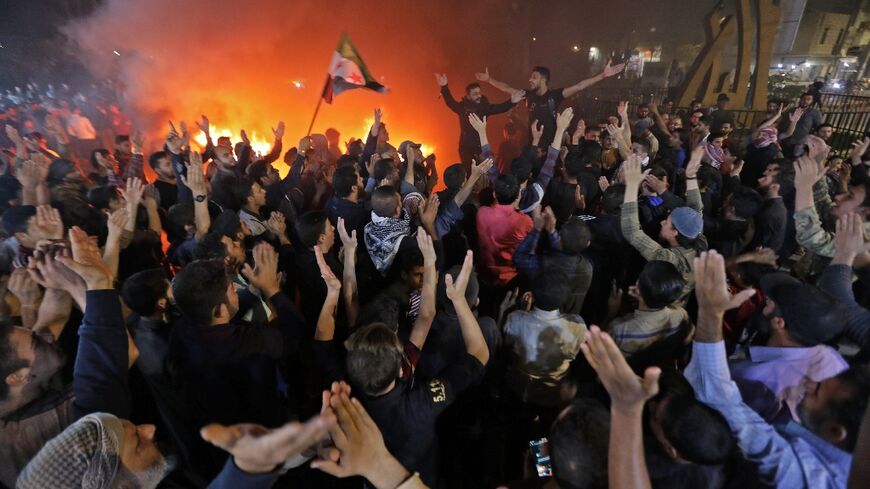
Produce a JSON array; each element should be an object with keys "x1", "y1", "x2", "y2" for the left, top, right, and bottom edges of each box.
[{"x1": 185, "y1": 114, "x2": 434, "y2": 179}]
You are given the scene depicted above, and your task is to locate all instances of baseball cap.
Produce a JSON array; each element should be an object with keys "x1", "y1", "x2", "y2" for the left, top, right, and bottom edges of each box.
[
  {"x1": 760, "y1": 272, "x2": 846, "y2": 345},
  {"x1": 398, "y1": 140, "x2": 421, "y2": 158}
]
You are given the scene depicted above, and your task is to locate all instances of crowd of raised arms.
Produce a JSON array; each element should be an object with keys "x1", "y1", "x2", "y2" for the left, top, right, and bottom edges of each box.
[{"x1": 0, "y1": 61, "x2": 869, "y2": 489}]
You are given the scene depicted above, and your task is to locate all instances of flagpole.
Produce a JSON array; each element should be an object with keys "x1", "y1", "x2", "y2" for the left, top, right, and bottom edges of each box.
[{"x1": 307, "y1": 75, "x2": 331, "y2": 136}]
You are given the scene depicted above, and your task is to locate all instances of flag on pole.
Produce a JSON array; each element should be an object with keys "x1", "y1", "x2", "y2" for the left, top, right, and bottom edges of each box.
[{"x1": 322, "y1": 33, "x2": 387, "y2": 104}]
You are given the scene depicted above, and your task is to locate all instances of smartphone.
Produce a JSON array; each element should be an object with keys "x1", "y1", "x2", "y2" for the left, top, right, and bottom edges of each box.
[{"x1": 529, "y1": 437, "x2": 553, "y2": 478}]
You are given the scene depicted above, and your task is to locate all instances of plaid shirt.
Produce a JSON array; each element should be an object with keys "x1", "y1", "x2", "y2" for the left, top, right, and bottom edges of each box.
[
  {"x1": 685, "y1": 341, "x2": 851, "y2": 488},
  {"x1": 620, "y1": 187, "x2": 705, "y2": 293}
]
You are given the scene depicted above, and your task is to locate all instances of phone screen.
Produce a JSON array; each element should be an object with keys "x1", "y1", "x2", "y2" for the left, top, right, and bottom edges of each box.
[{"x1": 529, "y1": 437, "x2": 553, "y2": 478}]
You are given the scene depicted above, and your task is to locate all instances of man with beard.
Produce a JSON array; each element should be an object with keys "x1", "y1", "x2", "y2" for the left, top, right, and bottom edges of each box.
[
  {"x1": 688, "y1": 251, "x2": 869, "y2": 488},
  {"x1": 752, "y1": 161, "x2": 793, "y2": 259},
  {"x1": 435, "y1": 73, "x2": 524, "y2": 173},
  {"x1": 15, "y1": 228, "x2": 342, "y2": 489},
  {"x1": 779, "y1": 93, "x2": 823, "y2": 157},
  {"x1": 475, "y1": 61, "x2": 625, "y2": 148},
  {"x1": 0, "y1": 262, "x2": 72, "y2": 486},
  {"x1": 149, "y1": 151, "x2": 178, "y2": 211}
]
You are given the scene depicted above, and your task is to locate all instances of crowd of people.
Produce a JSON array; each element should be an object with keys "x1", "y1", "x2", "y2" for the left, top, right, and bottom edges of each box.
[{"x1": 0, "y1": 58, "x2": 869, "y2": 489}]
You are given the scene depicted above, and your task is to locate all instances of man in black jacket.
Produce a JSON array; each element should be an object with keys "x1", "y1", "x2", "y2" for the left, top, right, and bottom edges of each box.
[{"x1": 435, "y1": 73, "x2": 523, "y2": 173}]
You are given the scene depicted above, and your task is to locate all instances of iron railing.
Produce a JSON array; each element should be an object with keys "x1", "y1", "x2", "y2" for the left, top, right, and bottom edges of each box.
[{"x1": 565, "y1": 92, "x2": 869, "y2": 158}]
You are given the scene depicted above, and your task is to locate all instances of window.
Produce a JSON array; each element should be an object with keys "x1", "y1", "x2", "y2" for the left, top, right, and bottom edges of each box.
[
  {"x1": 640, "y1": 46, "x2": 662, "y2": 63},
  {"x1": 820, "y1": 27, "x2": 830, "y2": 44}
]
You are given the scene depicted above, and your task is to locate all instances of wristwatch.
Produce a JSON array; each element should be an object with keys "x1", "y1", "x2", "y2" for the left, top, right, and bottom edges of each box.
[{"x1": 195, "y1": 194, "x2": 206, "y2": 203}]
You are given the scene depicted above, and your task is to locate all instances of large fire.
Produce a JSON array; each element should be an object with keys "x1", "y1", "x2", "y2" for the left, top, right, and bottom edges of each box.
[
  {"x1": 188, "y1": 116, "x2": 434, "y2": 179},
  {"x1": 62, "y1": 0, "x2": 520, "y2": 189}
]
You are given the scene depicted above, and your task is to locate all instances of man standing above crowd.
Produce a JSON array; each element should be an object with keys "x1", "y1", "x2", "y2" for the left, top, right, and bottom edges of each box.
[
  {"x1": 474, "y1": 60, "x2": 625, "y2": 148},
  {"x1": 779, "y1": 92, "x2": 823, "y2": 157},
  {"x1": 435, "y1": 73, "x2": 524, "y2": 173}
]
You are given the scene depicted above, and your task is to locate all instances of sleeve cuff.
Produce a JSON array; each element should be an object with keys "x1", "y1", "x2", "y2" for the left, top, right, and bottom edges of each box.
[
  {"x1": 83, "y1": 290, "x2": 123, "y2": 326},
  {"x1": 212, "y1": 458, "x2": 281, "y2": 488},
  {"x1": 692, "y1": 341, "x2": 730, "y2": 373}
]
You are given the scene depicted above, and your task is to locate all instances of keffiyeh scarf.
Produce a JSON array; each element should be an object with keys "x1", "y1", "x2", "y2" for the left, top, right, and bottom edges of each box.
[
  {"x1": 365, "y1": 212, "x2": 411, "y2": 275},
  {"x1": 17, "y1": 412, "x2": 124, "y2": 489},
  {"x1": 753, "y1": 126, "x2": 780, "y2": 149},
  {"x1": 705, "y1": 142, "x2": 725, "y2": 169}
]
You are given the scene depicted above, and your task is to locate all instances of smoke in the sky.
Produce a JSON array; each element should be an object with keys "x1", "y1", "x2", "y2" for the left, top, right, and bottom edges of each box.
[{"x1": 61, "y1": 0, "x2": 526, "y2": 163}]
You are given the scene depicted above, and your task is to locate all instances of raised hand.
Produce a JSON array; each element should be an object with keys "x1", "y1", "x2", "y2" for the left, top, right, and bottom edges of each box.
[
  {"x1": 686, "y1": 145, "x2": 705, "y2": 179},
  {"x1": 499, "y1": 287, "x2": 519, "y2": 322},
  {"x1": 793, "y1": 154, "x2": 827, "y2": 189},
  {"x1": 603, "y1": 60, "x2": 626, "y2": 78},
  {"x1": 833, "y1": 212, "x2": 870, "y2": 265},
  {"x1": 643, "y1": 173, "x2": 667, "y2": 194},
  {"x1": 789, "y1": 107, "x2": 805, "y2": 124},
  {"x1": 617, "y1": 100, "x2": 629, "y2": 118},
  {"x1": 33, "y1": 205, "x2": 63, "y2": 240},
  {"x1": 623, "y1": 154, "x2": 648, "y2": 188},
  {"x1": 572, "y1": 118, "x2": 586, "y2": 143},
  {"x1": 693, "y1": 250, "x2": 756, "y2": 326},
  {"x1": 28, "y1": 247, "x2": 84, "y2": 292},
  {"x1": 420, "y1": 193, "x2": 440, "y2": 228},
  {"x1": 365, "y1": 153, "x2": 378, "y2": 178},
  {"x1": 598, "y1": 175, "x2": 610, "y2": 192},
  {"x1": 434, "y1": 73, "x2": 448, "y2": 86},
  {"x1": 180, "y1": 151, "x2": 207, "y2": 196},
  {"x1": 555, "y1": 107, "x2": 574, "y2": 132},
  {"x1": 314, "y1": 245, "x2": 341, "y2": 296},
  {"x1": 106, "y1": 207, "x2": 129, "y2": 240},
  {"x1": 57, "y1": 227, "x2": 113, "y2": 290},
  {"x1": 196, "y1": 114, "x2": 211, "y2": 136},
  {"x1": 201, "y1": 416, "x2": 332, "y2": 476},
  {"x1": 131, "y1": 131, "x2": 145, "y2": 153},
  {"x1": 510, "y1": 90, "x2": 526, "y2": 104},
  {"x1": 415, "y1": 226, "x2": 436, "y2": 264},
  {"x1": 337, "y1": 217, "x2": 357, "y2": 255},
  {"x1": 445, "y1": 250, "x2": 473, "y2": 302},
  {"x1": 165, "y1": 123, "x2": 183, "y2": 155},
  {"x1": 580, "y1": 326, "x2": 660, "y2": 415},
  {"x1": 240, "y1": 129, "x2": 250, "y2": 146},
  {"x1": 179, "y1": 121, "x2": 190, "y2": 149},
  {"x1": 265, "y1": 211, "x2": 287, "y2": 236},
  {"x1": 8, "y1": 266, "x2": 41, "y2": 307},
  {"x1": 5, "y1": 124, "x2": 23, "y2": 145},
  {"x1": 242, "y1": 242, "x2": 281, "y2": 298},
  {"x1": 312, "y1": 390, "x2": 407, "y2": 487},
  {"x1": 94, "y1": 151, "x2": 114, "y2": 171},
  {"x1": 850, "y1": 137, "x2": 870, "y2": 165},
  {"x1": 272, "y1": 121, "x2": 285, "y2": 140},
  {"x1": 120, "y1": 177, "x2": 145, "y2": 209},
  {"x1": 372, "y1": 108, "x2": 382, "y2": 131},
  {"x1": 530, "y1": 119, "x2": 543, "y2": 145},
  {"x1": 468, "y1": 113, "x2": 487, "y2": 134},
  {"x1": 470, "y1": 157, "x2": 493, "y2": 179},
  {"x1": 475, "y1": 68, "x2": 491, "y2": 82}
]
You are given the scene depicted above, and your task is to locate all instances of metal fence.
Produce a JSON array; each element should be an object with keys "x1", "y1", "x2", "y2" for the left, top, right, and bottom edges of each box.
[{"x1": 567, "y1": 91, "x2": 869, "y2": 158}]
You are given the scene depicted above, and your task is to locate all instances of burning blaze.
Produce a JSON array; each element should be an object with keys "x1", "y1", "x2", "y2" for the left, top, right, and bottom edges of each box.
[
  {"x1": 186, "y1": 115, "x2": 434, "y2": 178},
  {"x1": 359, "y1": 116, "x2": 435, "y2": 159},
  {"x1": 62, "y1": 0, "x2": 519, "y2": 189},
  {"x1": 192, "y1": 127, "x2": 273, "y2": 158}
]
